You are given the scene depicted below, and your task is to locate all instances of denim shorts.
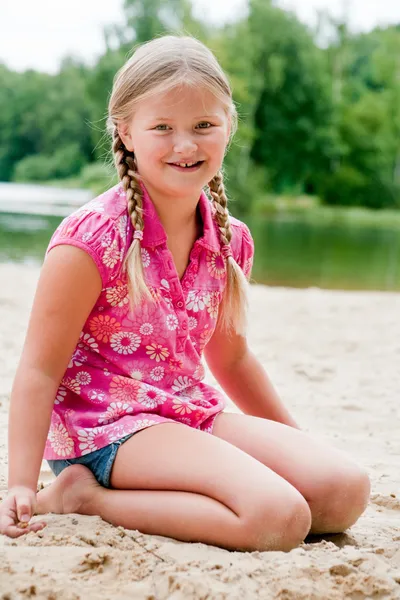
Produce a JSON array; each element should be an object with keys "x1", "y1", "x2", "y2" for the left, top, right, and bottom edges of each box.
[{"x1": 47, "y1": 432, "x2": 137, "y2": 488}]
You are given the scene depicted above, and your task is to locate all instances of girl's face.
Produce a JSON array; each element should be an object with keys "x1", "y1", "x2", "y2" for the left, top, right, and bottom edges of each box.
[{"x1": 119, "y1": 85, "x2": 231, "y2": 201}]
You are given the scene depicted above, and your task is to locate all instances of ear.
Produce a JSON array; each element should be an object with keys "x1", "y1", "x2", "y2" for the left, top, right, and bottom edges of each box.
[{"x1": 118, "y1": 123, "x2": 134, "y2": 152}]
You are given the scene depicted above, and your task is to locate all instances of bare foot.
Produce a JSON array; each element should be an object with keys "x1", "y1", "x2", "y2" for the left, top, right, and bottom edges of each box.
[{"x1": 36, "y1": 464, "x2": 100, "y2": 516}]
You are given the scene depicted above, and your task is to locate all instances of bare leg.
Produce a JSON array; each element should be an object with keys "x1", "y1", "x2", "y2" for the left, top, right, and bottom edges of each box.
[
  {"x1": 38, "y1": 423, "x2": 311, "y2": 552},
  {"x1": 212, "y1": 413, "x2": 371, "y2": 534}
]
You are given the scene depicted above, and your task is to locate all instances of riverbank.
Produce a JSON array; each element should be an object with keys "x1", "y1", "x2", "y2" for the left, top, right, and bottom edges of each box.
[{"x1": 0, "y1": 263, "x2": 399, "y2": 599}]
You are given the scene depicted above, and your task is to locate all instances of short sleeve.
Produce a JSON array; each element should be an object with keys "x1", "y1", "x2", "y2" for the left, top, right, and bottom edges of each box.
[
  {"x1": 237, "y1": 223, "x2": 255, "y2": 281},
  {"x1": 46, "y1": 210, "x2": 126, "y2": 288}
]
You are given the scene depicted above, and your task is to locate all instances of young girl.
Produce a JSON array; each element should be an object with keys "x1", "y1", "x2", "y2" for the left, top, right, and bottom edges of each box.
[{"x1": 0, "y1": 35, "x2": 370, "y2": 551}]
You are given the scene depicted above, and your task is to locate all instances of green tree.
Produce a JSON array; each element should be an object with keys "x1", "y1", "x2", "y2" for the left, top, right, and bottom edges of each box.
[{"x1": 248, "y1": 0, "x2": 340, "y2": 195}]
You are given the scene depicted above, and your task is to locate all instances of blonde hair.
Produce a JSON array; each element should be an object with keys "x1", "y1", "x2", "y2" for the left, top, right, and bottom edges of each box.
[{"x1": 107, "y1": 35, "x2": 249, "y2": 335}]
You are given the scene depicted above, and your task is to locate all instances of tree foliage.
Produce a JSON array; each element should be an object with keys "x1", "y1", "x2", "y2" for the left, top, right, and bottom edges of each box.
[{"x1": 0, "y1": 0, "x2": 400, "y2": 211}]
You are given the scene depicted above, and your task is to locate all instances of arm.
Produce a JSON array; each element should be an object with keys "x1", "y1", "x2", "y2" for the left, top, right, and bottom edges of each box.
[
  {"x1": 204, "y1": 322, "x2": 299, "y2": 429},
  {"x1": 8, "y1": 245, "x2": 102, "y2": 491}
]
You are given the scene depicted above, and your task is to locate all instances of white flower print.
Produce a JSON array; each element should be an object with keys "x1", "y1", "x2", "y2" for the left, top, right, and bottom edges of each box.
[
  {"x1": 172, "y1": 376, "x2": 193, "y2": 392},
  {"x1": 186, "y1": 291, "x2": 210, "y2": 313},
  {"x1": 193, "y1": 363, "x2": 205, "y2": 381},
  {"x1": 160, "y1": 279, "x2": 173, "y2": 308},
  {"x1": 77, "y1": 427, "x2": 107, "y2": 455},
  {"x1": 117, "y1": 215, "x2": 128, "y2": 238},
  {"x1": 100, "y1": 232, "x2": 112, "y2": 247},
  {"x1": 107, "y1": 422, "x2": 135, "y2": 442},
  {"x1": 55, "y1": 386, "x2": 67, "y2": 405},
  {"x1": 166, "y1": 314, "x2": 179, "y2": 331},
  {"x1": 160, "y1": 279, "x2": 170, "y2": 290},
  {"x1": 141, "y1": 248, "x2": 151, "y2": 267},
  {"x1": 110, "y1": 331, "x2": 141, "y2": 354},
  {"x1": 75, "y1": 371, "x2": 91, "y2": 386},
  {"x1": 130, "y1": 368, "x2": 144, "y2": 381},
  {"x1": 49, "y1": 423, "x2": 74, "y2": 457},
  {"x1": 180, "y1": 385, "x2": 204, "y2": 402},
  {"x1": 150, "y1": 366, "x2": 165, "y2": 382},
  {"x1": 68, "y1": 348, "x2": 87, "y2": 369},
  {"x1": 103, "y1": 240, "x2": 121, "y2": 268},
  {"x1": 127, "y1": 359, "x2": 150, "y2": 381},
  {"x1": 81, "y1": 232, "x2": 93, "y2": 243},
  {"x1": 78, "y1": 332, "x2": 99, "y2": 353},
  {"x1": 137, "y1": 384, "x2": 166, "y2": 408},
  {"x1": 98, "y1": 401, "x2": 133, "y2": 425},
  {"x1": 188, "y1": 317, "x2": 197, "y2": 330},
  {"x1": 88, "y1": 389, "x2": 106, "y2": 403},
  {"x1": 68, "y1": 349, "x2": 87, "y2": 369},
  {"x1": 164, "y1": 296, "x2": 174, "y2": 310},
  {"x1": 132, "y1": 418, "x2": 158, "y2": 431},
  {"x1": 139, "y1": 322, "x2": 154, "y2": 336}
]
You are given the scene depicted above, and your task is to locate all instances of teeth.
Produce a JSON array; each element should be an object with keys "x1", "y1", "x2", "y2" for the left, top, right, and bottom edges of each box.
[{"x1": 174, "y1": 162, "x2": 197, "y2": 168}]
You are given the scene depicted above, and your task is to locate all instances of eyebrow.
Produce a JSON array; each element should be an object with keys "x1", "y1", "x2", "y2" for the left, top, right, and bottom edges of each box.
[{"x1": 149, "y1": 115, "x2": 222, "y2": 121}]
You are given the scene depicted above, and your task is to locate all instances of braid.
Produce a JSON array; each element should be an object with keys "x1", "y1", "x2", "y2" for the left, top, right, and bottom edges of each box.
[
  {"x1": 112, "y1": 128, "x2": 153, "y2": 309},
  {"x1": 208, "y1": 170, "x2": 249, "y2": 336},
  {"x1": 112, "y1": 130, "x2": 145, "y2": 233},
  {"x1": 208, "y1": 170, "x2": 232, "y2": 246}
]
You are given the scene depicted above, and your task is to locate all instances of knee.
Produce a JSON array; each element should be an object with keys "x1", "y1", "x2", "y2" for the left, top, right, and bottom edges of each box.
[
  {"x1": 312, "y1": 467, "x2": 371, "y2": 534},
  {"x1": 241, "y1": 493, "x2": 312, "y2": 553}
]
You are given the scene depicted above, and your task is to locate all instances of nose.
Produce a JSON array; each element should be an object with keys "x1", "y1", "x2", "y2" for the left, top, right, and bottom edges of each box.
[{"x1": 173, "y1": 133, "x2": 198, "y2": 156}]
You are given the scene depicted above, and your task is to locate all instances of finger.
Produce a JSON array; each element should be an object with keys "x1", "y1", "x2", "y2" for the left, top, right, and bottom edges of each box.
[
  {"x1": 1, "y1": 520, "x2": 46, "y2": 538},
  {"x1": 16, "y1": 497, "x2": 33, "y2": 523},
  {"x1": 28, "y1": 521, "x2": 47, "y2": 533},
  {"x1": 2, "y1": 524, "x2": 31, "y2": 539},
  {"x1": 0, "y1": 509, "x2": 16, "y2": 535}
]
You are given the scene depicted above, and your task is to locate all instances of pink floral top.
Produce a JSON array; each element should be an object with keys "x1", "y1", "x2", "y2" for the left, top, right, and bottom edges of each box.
[{"x1": 43, "y1": 183, "x2": 254, "y2": 460}]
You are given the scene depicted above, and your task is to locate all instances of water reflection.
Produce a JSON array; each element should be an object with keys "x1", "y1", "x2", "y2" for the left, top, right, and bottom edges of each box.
[
  {"x1": 247, "y1": 214, "x2": 400, "y2": 291},
  {"x1": 0, "y1": 211, "x2": 399, "y2": 291}
]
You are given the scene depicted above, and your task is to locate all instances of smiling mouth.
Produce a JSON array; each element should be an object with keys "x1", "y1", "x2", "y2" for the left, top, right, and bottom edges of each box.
[{"x1": 167, "y1": 161, "x2": 205, "y2": 170}]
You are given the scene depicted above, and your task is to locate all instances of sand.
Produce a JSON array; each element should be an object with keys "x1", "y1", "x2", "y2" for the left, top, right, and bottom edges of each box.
[{"x1": 0, "y1": 262, "x2": 399, "y2": 599}]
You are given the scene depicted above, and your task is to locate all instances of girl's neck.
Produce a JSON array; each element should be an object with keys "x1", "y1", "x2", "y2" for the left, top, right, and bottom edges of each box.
[{"x1": 144, "y1": 182, "x2": 203, "y2": 238}]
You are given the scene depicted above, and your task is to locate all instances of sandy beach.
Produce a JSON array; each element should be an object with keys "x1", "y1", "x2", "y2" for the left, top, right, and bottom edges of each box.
[{"x1": 0, "y1": 262, "x2": 399, "y2": 599}]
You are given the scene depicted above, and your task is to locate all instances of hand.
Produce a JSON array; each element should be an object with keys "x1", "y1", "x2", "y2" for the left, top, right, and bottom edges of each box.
[{"x1": 0, "y1": 486, "x2": 47, "y2": 538}]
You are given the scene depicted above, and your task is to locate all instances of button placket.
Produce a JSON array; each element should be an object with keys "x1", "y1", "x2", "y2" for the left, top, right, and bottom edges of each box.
[{"x1": 158, "y1": 245, "x2": 189, "y2": 354}]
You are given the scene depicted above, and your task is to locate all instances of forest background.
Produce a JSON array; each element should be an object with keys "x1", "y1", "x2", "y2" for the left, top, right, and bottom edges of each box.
[{"x1": 1, "y1": 0, "x2": 400, "y2": 218}]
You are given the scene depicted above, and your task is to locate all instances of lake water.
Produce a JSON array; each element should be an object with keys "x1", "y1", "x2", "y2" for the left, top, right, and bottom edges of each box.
[{"x1": 1, "y1": 211, "x2": 399, "y2": 291}]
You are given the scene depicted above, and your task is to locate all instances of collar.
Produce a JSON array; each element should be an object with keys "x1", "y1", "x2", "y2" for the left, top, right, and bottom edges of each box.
[{"x1": 139, "y1": 182, "x2": 221, "y2": 253}]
